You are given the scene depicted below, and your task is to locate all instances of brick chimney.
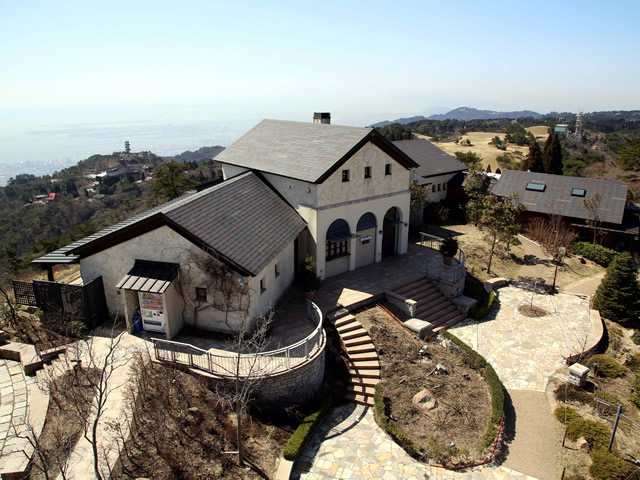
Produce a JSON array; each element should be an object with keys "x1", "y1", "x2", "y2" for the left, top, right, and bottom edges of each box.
[{"x1": 313, "y1": 112, "x2": 331, "y2": 124}]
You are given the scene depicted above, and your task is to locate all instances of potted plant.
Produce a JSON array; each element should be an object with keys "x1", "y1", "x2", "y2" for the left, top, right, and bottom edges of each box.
[
  {"x1": 297, "y1": 255, "x2": 322, "y2": 299},
  {"x1": 439, "y1": 235, "x2": 458, "y2": 265}
]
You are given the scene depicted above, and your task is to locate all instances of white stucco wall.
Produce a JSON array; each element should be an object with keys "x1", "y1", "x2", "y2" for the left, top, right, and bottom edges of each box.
[
  {"x1": 79, "y1": 225, "x2": 295, "y2": 335},
  {"x1": 317, "y1": 142, "x2": 410, "y2": 207},
  {"x1": 355, "y1": 227, "x2": 376, "y2": 269},
  {"x1": 425, "y1": 173, "x2": 457, "y2": 202}
]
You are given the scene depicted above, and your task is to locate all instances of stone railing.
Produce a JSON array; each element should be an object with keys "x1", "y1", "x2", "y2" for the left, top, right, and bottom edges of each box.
[{"x1": 152, "y1": 300, "x2": 325, "y2": 379}]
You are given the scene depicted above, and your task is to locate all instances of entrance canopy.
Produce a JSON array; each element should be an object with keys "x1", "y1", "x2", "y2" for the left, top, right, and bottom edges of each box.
[
  {"x1": 326, "y1": 219, "x2": 359, "y2": 242},
  {"x1": 116, "y1": 260, "x2": 179, "y2": 294}
]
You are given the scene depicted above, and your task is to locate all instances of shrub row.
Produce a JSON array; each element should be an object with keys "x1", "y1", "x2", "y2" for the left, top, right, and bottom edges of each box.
[
  {"x1": 553, "y1": 406, "x2": 632, "y2": 480},
  {"x1": 468, "y1": 291, "x2": 496, "y2": 320},
  {"x1": 588, "y1": 354, "x2": 625, "y2": 378},
  {"x1": 439, "y1": 330, "x2": 504, "y2": 448},
  {"x1": 282, "y1": 395, "x2": 333, "y2": 461},
  {"x1": 373, "y1": 383, "x2": 420, "y2": 457},
  {"x1": 569, "y1": 242, "x2": 619, "y2": 267}
]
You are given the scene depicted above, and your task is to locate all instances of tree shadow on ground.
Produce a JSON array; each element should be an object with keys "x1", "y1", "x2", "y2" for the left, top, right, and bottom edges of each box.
[
  {"x1": 493, "y1": 389, "x2": 516, "y2": 466},
  {"x1": 510, "y1": 254, "x2": 552, "y2": 267}
]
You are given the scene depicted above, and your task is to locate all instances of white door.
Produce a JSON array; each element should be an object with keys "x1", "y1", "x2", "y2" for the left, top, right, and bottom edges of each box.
[{"x1": 139, "y1": 292, "x2": 166, "y2": 333}]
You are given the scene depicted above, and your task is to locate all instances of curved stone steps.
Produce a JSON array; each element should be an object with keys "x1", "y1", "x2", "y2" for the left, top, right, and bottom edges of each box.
[{"x1": 332, "y1": 314, "x2": 380, "y2": 407}]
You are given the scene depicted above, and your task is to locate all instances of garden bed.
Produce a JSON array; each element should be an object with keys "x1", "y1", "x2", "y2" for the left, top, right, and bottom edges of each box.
[{"x1": 356, "y1": 306, "x2": 493, "y2": 466}]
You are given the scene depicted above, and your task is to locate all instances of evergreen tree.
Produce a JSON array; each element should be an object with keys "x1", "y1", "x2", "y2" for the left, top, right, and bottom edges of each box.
[
  {"x1": 522, "y1": 141, "x2": 544, "y2": 172},
  {"x1": 151, "y1": 162, "x2": 197, "y2": 201},
  {"x1": 593, "y1": 252, "x2": 640, "y2": 328},
  {"x1": 543, "y1": 133, "x2": 563, "y2": 174}
]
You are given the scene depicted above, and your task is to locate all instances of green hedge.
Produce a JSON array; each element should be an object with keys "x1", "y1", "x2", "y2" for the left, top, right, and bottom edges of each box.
[
  {"x1": 282, "y1": 395, "x2": 333, "y2": 460},
  {"x1": 588, "y1": 354, "x2": 625, "y2": 378},
  {"x1": 373, "y1": 383, "x2": 420, "y2": 457},
  {"x1": 469, "y1": 291, "x2": 496, "y2": 320},
  {"x1": 569, "y1": 242, "x2": 619, "y2": 267},
  {"x1": 439, "y1": 330, "x2": 504, "y2": 448}
]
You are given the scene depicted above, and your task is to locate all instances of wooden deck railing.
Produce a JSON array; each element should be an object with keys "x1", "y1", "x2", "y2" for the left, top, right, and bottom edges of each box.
[{"x1": 152, "y1": 300, "x2": 325, "y2": 378}]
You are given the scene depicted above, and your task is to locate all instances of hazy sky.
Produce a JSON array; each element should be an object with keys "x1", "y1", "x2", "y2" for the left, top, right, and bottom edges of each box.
[{"x1": 1, "y1": 0, "x2": 639, "y2": 165}]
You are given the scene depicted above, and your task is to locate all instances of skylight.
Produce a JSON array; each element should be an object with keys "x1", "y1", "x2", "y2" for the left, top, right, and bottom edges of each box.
[
  {"x1": 526, "y1": 182, "x2": 546, "y2": 192},
  {"x1": 571, "y1": 188, "x2": 586, "y2": 197}
]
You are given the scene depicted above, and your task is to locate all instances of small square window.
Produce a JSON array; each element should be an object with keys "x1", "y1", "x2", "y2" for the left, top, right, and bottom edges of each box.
[
  {"x1": 342, "y1": 170, "x2": 350, "y2": 182},
  {"x1": 195, "y1": 287, "x2": 207, "y2": 301},
  {"x1": 260, "y1": 278, "x2": 266, "y2": 294},
  {"x1": 364, "y1": 166, "x2": 371, "y2": 179},
  {"x1": 385, "y1": 164, "x2": 392, "y2": 175},
  {"x1": 275, "y1": 263, "x2": 280, "y2": 277}
]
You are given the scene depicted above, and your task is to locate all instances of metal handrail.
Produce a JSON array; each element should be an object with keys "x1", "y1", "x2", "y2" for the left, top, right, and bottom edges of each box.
[
  {"x1": 152, "y1": 300, "x2": 325, "y2": 378},
  {"x1": 419, "y1": 232, "x2": 466, "y2": 271}
]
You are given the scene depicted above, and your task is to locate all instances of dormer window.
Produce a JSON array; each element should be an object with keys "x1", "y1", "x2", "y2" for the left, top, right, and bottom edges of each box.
[
  {"x1": 526, "y1": 182, "x2": 546, "y2": 192},
  {"x1": 342, "y1": 170, "x2": 350, "y2": 182},
  {"x1": 571, "y1": 188, "x2": 586, "y2": 197}
]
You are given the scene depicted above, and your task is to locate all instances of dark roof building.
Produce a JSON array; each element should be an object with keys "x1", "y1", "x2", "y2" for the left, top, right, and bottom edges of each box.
[
  {"x1": 216, "y1": 119, "x2": 417, "y2": 183},
  {"x1": 34, "y1": 172, "x2": 306, "y2": 276},
  {"x1": 492, "y1": 170, "x2": 628, "y2": 224},
  {"x1": 392, "y1": 139, "x2": 467, "y2": 178}
]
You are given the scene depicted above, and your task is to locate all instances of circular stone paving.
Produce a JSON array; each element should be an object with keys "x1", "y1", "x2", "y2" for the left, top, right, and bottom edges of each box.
[{"x1": 449, "y1": 286, "x2": 593, "y2": 392}]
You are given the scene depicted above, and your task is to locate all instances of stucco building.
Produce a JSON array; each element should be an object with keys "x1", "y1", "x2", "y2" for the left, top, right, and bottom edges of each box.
[{"x1": 33, "y1": 114, "x2": 419, "y2": 337}]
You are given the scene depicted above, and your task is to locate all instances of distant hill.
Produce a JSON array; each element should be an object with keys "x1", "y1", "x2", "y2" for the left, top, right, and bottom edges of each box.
[
  {"x1": 171, "y1": 146, "x2": 225, "y2": 164},
  {"x1": 428, "y1": 107, "x2": 542, "y2": 121},
  {"x1": 370, "y1": 107, "x2": 543, "y2": 127}
]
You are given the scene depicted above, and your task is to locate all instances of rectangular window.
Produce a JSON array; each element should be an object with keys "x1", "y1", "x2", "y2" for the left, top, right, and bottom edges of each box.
[
  {"x1": 432, "y1": 185, "x2": 436, "y2": 193},
  {"x1": 437, "y1": 184, "x2": 441, "y2": 192},
  {"x1": 326, "y1": 240, "x2": 349, "y2": 260},
  {"x1": 274, "y1": 262, "x2": 280, "y2": 277},
  {"x1": 571, "y1": 188, "x2": 586, "y2": 197},
  {"x1": 195, "y1": 287, "x2": 207, "y2": 301},
  {"x1": 260, "y1": 278, "x2": 266, "y2": 294},
  {"x1": 342, "y1": 169, "x2": 350, "y2": 182},
  {"x1": 526, "y1": 182, "x2": 546, "y2": 192},
  {"x1": 443, "y1": 183, "x2": 447, "y2": 191},
  {"x1": 364, "y1": 166, "x2": 371, "y2": 179},
  {"x1": 385, "y1": 164, "x2": 392, "y2": 175}
]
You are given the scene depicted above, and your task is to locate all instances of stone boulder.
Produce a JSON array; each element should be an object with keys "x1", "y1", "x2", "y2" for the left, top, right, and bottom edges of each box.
[{"x1": 412, "y1": 389, "x2": 438, "y2": 410}]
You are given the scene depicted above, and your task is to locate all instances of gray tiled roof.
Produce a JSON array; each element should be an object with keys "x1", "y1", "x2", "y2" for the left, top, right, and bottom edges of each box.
[
  {"x1": 393, "y1": 139, "x2": 467, "y2": 178},
  {"x1": 492, "y1": 170, "x2": 628, "y2": 224},
  {"x1": 35, "y1": 172, "x2": 306, "y2": 276},
  {"x1": 215, "y1": 119, "x2": 373, "y2": 183}
]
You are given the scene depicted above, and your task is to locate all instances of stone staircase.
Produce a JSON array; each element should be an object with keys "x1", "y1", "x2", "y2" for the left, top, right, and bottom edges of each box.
[
  {"x1": 331, "y1": 313, "x2": 380, "y2": 407},
  {"x1": 392, "y1": 278, "x2": 465, "y2": 333}
]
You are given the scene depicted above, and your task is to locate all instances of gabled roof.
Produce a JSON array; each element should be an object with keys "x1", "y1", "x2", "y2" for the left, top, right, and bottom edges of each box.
[
  {"x1": 492, "y1": 169, "x2": 628, "y2": 224},
  {"x1": 34, "y1": 172, "x2": 307, "y2": 276},
  {"x1": 215, "y1": 119, "x2": 418, "y2": 183},
  {"x1": 392, "y1": 139, "x2": 467, "y2": 178}
]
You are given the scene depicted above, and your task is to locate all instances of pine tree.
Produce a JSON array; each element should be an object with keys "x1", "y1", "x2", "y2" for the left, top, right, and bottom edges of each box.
[
  {"x1": 522, "y1": 141, "x2": 544, "y2": 172},
  {"x1": 593, "y1": 252, "x2": 640, "y2": 328},
  {"x1": 543, "y1": 133, "x2": 563, "y2": 174}
]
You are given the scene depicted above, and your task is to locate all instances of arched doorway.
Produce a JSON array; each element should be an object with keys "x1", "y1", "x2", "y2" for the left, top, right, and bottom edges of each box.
[
  {"x1": 356, "y1": 212, "x2": 377, "y2": 268},
  {"x1": 382, "y1": 207, "x2": 400, "y2": 258},
  {"x1": 325, "y1": 218, "x2": 352, "y2": 278}
]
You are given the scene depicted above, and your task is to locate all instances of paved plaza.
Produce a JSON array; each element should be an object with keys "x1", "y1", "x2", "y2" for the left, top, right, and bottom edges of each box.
[{"x1": 450, "y1": 286, "x2": 592, "y2": 392}]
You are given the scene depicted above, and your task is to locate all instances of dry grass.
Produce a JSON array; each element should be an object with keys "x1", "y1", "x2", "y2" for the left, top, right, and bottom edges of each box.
[
  {"x1": 415, "y1": 126, "x2": 549, "y2": 173},
  {"x1": 421, "y1": 223, "x2": 605, "y2": 286},
  {"x1": 357, "y1": 306, "x2": 491, "y2": 466}
]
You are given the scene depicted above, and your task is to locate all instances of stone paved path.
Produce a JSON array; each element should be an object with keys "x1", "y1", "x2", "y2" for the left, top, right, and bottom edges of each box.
[
  {"x1": 449, "y1": 287, "x2": 592, "y2": 392},
  {"x1": 292, "y1": 404, "x2": 536, "y2": 480},
  {"x1": 0, "y1": 358, "x2": 34, "y2": 464}
]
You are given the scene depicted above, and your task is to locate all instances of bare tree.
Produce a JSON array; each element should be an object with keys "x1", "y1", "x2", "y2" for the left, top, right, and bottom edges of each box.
[{"x1": 583, "y1": 192, "x2": 603, "y2": 245}]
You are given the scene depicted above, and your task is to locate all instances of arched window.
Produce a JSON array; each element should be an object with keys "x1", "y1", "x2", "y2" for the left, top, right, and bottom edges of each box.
[{"x1": 326, "y1": 219, "x2": 351, "y2": 260}]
